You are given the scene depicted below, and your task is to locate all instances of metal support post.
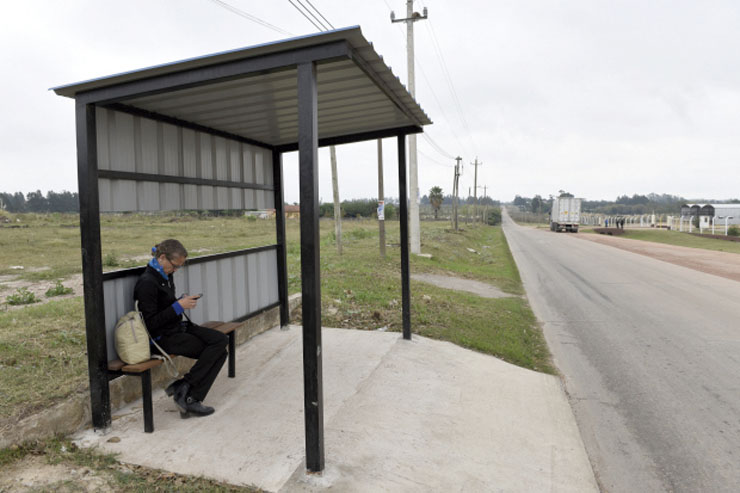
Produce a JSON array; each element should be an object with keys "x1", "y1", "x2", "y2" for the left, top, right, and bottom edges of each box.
[
  {"x1": 272, "y1": 149, "x2": 289, "y2": 327},
  {"x1": 76, "y1": 102, "x2": 111, "y2": 432},
  {"x1": 142, "y1": 370, "x2": 153, "y2": 433},
  {"x1": 398, "y1": 134, "x2": 412, "y2": 340},
  {"x1": 378, "y1": 139, "x2": 386, "y2": 257},
  {"x1": 297, "y1": 61, "x2": 324, "y2": 472}
]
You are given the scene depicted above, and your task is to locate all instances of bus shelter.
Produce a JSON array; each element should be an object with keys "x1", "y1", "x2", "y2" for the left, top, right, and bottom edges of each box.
[{"x1": 53, "y1": 27, "x2": 431, "y2": 472}]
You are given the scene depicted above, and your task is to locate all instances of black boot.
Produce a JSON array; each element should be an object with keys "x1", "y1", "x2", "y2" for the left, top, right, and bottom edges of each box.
[
  {"x1": 165, "y1": 379, "x2": 185, "y2": 397},
  {"x1": 180, "y1": 396, "x2": 215, "y2": 418},
  {"x1": 173, "y1": 382, "x2": 191, "y2": 414}
]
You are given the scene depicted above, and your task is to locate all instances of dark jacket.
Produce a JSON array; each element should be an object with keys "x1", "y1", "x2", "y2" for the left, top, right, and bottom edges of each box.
[{"x1": 133, "y1": 265, "x2": 184, "y2": 338}]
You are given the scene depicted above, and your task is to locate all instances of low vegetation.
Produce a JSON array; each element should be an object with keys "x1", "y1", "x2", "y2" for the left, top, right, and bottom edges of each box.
[
  {"x1": 5, "y1": 287, "x2": 40, "y2": 306},
  {"x1": 585, "y1": 228, "x2": 740, "y2": 254},
  {"x1": 0, "y1": 212, "x2": 552, "y2": 426},
  {"x1": 45, "y1": 281, "x2": 74, "y2": 298}
]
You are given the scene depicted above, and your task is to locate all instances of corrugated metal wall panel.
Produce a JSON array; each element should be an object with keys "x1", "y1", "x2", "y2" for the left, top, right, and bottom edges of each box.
[
  {"x1": 96, "y1": 108, "x2": 273, "y2": 212},
  {"x1": 182, "y1": 128, "x2": 197, "y2": 177},
  {"x1": 233, "y1": 255, "x2": 248, "y2": 316},
  {"x1": 96, "y1": 108, "x2": 110, "y2": 171},
  {"x1": 140, "y1": 118, "x2": 159, "y2": 174},
  {"x1": 162, "y1": 124, "x2": 180, "y2": 176},
  {"x1": 247, "y1": 254, "x2": 259, "y2": 312},
  {"x1": 138, "y1": 181, "x2": 160, "y2": 211},
  {"x1": 109, "y1": 112, "x2": 136, "y2": 172}
]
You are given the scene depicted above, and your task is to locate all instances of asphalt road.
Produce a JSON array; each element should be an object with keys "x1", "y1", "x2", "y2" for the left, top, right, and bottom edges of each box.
[{"x1": 503, "y1": 211, "x2": 740, "y2": 493}]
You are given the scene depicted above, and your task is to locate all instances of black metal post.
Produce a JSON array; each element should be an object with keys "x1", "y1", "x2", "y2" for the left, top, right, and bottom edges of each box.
[
  {"x1": 228, "y1": 331, "x2": 236, "y2": 378},
  {"x1": 397, "y1": 135, "x2": 412, "y2": 340},
  {"x1": 297, "y1": 61, "x2": 325, "y2": 472},
  {"x1": 272, "y1": 149, "x2": 289, "y2": 327},
  {"x1": 76, "y1": 102, "x2": 111, "y2": 430},
  {"x1": 142, "y1": 370, "x2": 153, "y2": 433}
]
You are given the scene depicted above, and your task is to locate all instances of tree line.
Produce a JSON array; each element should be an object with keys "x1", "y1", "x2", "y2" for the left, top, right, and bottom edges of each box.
[
  {"x1": 0, "y1": 190, "x2": 79, "y2": 213},
  {"x1": 512, "y1": 193, "x2": 740, "y2": 215}
]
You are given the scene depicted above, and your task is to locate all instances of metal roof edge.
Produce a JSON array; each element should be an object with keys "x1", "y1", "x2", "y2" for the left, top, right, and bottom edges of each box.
[{"x1": 51, "y1": 26, "x2": 363, "y2": 97}]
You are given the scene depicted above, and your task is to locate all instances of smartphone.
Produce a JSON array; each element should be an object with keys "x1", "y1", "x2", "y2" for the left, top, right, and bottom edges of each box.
[{"x1": 193, "y1": 293, "x2": 203, "y2": 299}]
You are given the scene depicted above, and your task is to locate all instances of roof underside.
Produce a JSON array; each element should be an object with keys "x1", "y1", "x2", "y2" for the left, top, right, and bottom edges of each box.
[{"x1": 53, "y1": 27, "x2": 431, "y2": 149}]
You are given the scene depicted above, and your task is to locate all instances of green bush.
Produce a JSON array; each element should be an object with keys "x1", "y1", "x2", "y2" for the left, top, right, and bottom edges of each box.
[
  {"x1": 102, "y1": 252, "x2": 119, "y2": 267},
  {"x1": 6, "y1": 287, "x2": 39, "y2": 306},
  {"x1": 486, "y1": 207, "x2": 502, "y2": 226},
  {"x1": 45, "y1": 281, "x2": 74, "y2": 297},
  {"x1": 728, "y1": 226, "x2": 739, "y2": 237}
]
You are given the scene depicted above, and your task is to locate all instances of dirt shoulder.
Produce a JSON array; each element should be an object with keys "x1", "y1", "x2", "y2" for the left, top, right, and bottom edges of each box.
[{"x1": 575, "y1": 233, "x2": 740, "y2": 282}]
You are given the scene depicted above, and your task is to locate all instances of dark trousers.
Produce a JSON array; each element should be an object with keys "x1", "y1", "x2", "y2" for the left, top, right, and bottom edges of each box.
[{"x1": 158, "y1": 325, "x2": 228, "y2": 402}]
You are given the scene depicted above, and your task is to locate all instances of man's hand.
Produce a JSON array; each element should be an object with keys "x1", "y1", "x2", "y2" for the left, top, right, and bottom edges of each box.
[{"x1": 179, "y1": 294, "x2": 200, "y2": 310}]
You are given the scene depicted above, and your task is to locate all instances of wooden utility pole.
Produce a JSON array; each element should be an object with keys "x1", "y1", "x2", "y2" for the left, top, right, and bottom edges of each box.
[
  {"x1": 377, "y1": 139, "x2": 386, "y2": 257},
  {"x1": 330, "y1": 146, "x2": 342, "y2": 255},
  {"x1": 453, "y1": 156, "x2": 462, "y2": 231},
  {"x1": 471, "y1": 157, "x2": 482, "y2": 223}
]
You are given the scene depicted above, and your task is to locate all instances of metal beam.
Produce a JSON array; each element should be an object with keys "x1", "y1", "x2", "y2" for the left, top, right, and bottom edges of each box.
[
  {"x1": 97, "y1": 170, "x2": 274, "y2": 192},
  {"x1": 76, "y1": 102, "x2": 111, "y2": 430},
  {"x1": 398, "y1": 134, "x2": 411, "y2": 340},
  {"x1": 272, "y1": 149, "x2": 289, "y2": 327},
  {"x1": 297, "y1": 61, "x2": 325, "y2": 472},
  {"x1": 75, "y1": 41, "x2": 351, "y2": 105},
  {"x1": 275, "y1": 125, "x2": 422, "y2": 153}
]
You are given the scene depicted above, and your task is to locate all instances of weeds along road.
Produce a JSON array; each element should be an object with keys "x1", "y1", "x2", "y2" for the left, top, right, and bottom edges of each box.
[{"x1": 502, "y1": 209, "x2": 740, "y2": 493}]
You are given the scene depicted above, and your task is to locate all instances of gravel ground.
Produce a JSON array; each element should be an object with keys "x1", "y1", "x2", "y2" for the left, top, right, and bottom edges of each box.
[{"x1": 576, "y1": 233, "x2": 740, "y2": 282}]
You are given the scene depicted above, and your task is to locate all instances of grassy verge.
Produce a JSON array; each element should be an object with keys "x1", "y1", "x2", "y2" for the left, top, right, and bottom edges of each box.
[
  {"x1": 584, "y1": 228, "x2": 740, "y2": 254},
  {"x1": 1, "y1": 214, "x2": 553, "y2": 424},
  {"x1": 0, "y1": 436, "x2": 259, "y2": 492}
]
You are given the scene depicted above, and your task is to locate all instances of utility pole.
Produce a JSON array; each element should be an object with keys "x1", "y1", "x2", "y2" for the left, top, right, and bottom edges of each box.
[
  {"x1": 481, "y1": 184, "x2": 488, "y2": 224},
  {"x1": 467, "y1": 186, "x2": 471, "y2": 225},
  {"x1": 471, "y1": 158, "x2": 482, "y2": 223},
  {"x1": 377, "y1": 139, "x2": 386, "y2": 258},
  {"x1": 330, "y1": 146, "x2": 342, "y2": 255},
  {"x1": 392, "y1": 1, "x2": 427, "y2": 254},
  {"x1": 453, "y1": 156, "x2": 462, "y2": 231}
]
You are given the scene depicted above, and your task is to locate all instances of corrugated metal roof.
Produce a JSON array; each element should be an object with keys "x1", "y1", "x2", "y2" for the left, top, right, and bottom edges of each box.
[{"x1": 53, "y1": 27, "x2": 431, "y2": 147}]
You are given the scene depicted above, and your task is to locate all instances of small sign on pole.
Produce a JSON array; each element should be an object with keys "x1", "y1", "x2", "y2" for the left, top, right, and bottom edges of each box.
[{"x1": 378, "y1": 200, "x2": 385, "y2": 221}]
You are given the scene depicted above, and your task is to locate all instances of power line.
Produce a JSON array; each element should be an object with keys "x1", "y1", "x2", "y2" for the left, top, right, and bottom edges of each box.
[
  {"x1": 423, "y1": 18, "x2": 478, "y2": 157},
  {"x1": 421, "y1": 132, "x2": 455, "y2": 160},
  {"x1": 381, "y1": 1, "x2": 469, "y2": 158},
  {"x1": 206, "y1": 0, "x2": 293, "y2": 36},
  {"x1": 303, "y1": 0, "x2": 335, "y2": 29},
  {"x1": 295, "y1": 0, "x2": 330, "y2": 30},
  {"x1": 288, "y1": 0, "x2": 326, "y2": 31},
  {"x1": 418, "y1": 149, "x2": 453, "y2": 168}
]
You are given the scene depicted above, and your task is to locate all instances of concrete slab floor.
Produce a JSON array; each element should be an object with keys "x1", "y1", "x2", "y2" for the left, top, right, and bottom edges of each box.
[{"x1": 74, "y1": 326, "x2": 597, "y2": 492}]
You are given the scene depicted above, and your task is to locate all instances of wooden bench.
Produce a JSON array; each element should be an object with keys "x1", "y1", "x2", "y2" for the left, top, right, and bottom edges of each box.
[
  {"x1": 102, "y1": 248, "x2": 279, "y2": 433},
  {"x1": 107, "y1": 320, "x2": 241, "y2": 433}
]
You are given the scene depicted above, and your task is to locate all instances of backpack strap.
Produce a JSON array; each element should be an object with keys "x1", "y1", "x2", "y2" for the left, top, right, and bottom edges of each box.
[{"x1": 135, "y1": 301, "x2": 180, "y2": 378}]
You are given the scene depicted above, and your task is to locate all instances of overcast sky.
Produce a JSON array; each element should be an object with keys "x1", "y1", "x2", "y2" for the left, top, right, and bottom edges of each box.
[{"x1": 2, "y1": 0, "x2": 739, "y2": 204}]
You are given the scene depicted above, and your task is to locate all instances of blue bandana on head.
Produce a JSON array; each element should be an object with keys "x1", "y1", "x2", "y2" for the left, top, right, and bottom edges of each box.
[{"x1": 148, "y1": 257, "x2": 169, "y2": 280}]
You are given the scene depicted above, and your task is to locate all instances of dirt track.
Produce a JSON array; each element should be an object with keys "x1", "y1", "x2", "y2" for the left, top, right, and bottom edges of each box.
[{"x1": 575, "y1": 232, "x2": 740, "y2": 282}]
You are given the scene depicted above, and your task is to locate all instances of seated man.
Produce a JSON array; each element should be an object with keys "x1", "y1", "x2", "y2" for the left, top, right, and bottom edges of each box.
[{"x1": 134, "y1": 239, "x2": 227, "y2": 418}]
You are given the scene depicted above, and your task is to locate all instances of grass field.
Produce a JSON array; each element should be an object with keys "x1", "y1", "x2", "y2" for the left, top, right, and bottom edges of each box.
[
  {"x1": 583, "y1": 227, "x2": 740, "y2": 254},
  {"x1": 0, "y1": 212, "x2": 552, "y2": 424}
]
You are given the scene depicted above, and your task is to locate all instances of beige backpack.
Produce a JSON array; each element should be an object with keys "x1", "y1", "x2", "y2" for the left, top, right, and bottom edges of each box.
[
  {"x1": 114, "y1": 302, "x2": 178, "y2": 377},
  {"x1": 114, "y1": 301, "x2": 151, "y2": 364}
]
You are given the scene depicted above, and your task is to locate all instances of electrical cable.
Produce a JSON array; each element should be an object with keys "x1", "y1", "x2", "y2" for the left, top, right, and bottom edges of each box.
[
  {"x1": 381, "y1": 1, "x2": 469, "y2": 158},
  {"x1": 423, "y1": 18, "x2": 478, "y2": 157},
  {"x1": 288, "y1": 0, "x2": 327, "y2": 31},
  {"x1": 302, "y1": 0, "x2": 335, "y2": 29},
  {"x1": 295, "y1": 0, "x2": 329, "y2": 30},
  {"x1": 418, "y1": 149, "x2": 453, "y2": 168},
  {"x1": 206, "y1": 0, "x2": 293, "y2": 36}
]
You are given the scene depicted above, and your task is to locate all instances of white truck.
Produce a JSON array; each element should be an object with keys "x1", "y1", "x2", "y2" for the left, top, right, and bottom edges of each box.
[{"x1": 550, "y1": 197, "x2": 582, "y2": 232}]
